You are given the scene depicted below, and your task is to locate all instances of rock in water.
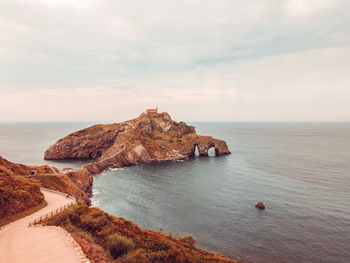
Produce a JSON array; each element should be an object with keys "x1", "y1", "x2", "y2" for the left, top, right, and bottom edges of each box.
[
  {"x1": 255, "y1": 202, "x2": 266, "y2": 209},
  {"x1": 44, "y1": 112, "x2": 231, "y2": 174}
]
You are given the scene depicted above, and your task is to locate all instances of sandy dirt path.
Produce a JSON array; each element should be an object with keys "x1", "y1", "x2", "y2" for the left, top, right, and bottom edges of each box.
[{"x1": 0, "y1": 189, "x2": 83, "y2": 263}]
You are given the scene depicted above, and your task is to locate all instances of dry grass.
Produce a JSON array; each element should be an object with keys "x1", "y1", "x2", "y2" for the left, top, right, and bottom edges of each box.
[
  {"x1": 70, "y1": 125, "x2": 104, "y2": 137},
  {"x1": 72, "y1": 232, "x2": 109, "y2": 263},
  {"x1": 69, "y1": 123, "x2": 120, "y2": 138},
  {"x1": 0, "y1": 156, "x2": 57, "y2": 176},
  {"x1": 0, "y1": 172, "x2": 45, "y2": 220},
  {"x1": 34, "y1": 171, "x2": 92, "y2": 204},
  {"x1": 106, "y1": 233, "x2": 134, "y2": 259},
  {"x1": 44, "y1": 204, "x2": 241, "y2": 263},
  {"x1": 0, "y1": 200, "x2": 47, "y2": 227},
  {"x1": 0, "y1": 155, "x2": 91, "y2": 205}
]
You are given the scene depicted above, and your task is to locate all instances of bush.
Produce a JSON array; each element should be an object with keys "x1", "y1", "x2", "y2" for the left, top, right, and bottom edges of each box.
[
  {"x1": 120, "y1": 248, "x2": 167, "y2": 263},
  {"x1": 69, "y1": 213, "x2": 81, "y2": 225},
  {"x1": 179, "y1": 235, "x2": 196, "y2": 247},
  {"x1": 106, "y1": 233, "x2": 134, "y2": 259},
  {"x1": 80, "y1": 213, "x2": 109, "y2": 233},
  {"x1": 74, "y1": 229, "x2": 95, "y2": 244}
]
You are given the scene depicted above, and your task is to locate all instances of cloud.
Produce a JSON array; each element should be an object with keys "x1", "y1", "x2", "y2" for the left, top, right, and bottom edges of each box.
[
  {"x1": 0, "y1": 0, "x2": 349, "y2": 121},
  {"x1": 1, "y1": 46, "x2": 349, "y2": 122}
]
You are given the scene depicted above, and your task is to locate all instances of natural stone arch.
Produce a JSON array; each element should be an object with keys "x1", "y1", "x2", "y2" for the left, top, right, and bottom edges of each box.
[
  {"x1": 192, "y1": 144, "x2": 200, "y2": 157},
  {"x1": 208, "y1": 146, "x2": 216, "y2": 156}
]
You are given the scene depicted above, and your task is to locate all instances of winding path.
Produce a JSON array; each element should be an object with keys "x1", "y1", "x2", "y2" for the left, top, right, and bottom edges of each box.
[{"x1": 0, "y1": 189, "x2": 86, "y2": 263}]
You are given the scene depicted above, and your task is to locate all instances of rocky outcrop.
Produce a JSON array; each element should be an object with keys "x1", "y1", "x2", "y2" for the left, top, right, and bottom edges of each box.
[
  {"x1": 44, "y1": 112, "x2": 231, "y2": 174},
  {"x1": 255, "y1": 202, "x2": 266, "y2": 209},
  {"x1": 0, "y1": 156, "x2": 92, "y2": 205}
]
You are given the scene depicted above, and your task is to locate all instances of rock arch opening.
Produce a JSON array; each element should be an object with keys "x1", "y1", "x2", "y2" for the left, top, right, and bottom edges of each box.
[
  {"x1": 194, "y1": 145, "x2": 199, "y2": 157},
  {"x1": 193, "y1": 142, "x2": 217, "y2": 157},
  {"x1": 208, "y1": 146, "x2": 216, "y2": 156}
]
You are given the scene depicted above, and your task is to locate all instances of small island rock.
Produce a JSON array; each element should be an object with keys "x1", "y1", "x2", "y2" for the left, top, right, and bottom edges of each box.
[{"x1": 255, "y1": 202, "x2": 266, "y2": 209}]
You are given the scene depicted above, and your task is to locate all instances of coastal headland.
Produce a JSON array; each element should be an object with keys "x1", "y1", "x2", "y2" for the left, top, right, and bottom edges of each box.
[
  {"x1": 0, "y1": 112, "x2": 238, "y2": 262},
  {"x1": 44, "y1": 111, "x2": 231, "y2": 174}
]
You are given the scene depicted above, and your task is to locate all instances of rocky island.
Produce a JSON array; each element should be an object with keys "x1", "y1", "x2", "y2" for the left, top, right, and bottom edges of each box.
[{"x1": 44, "y1": 111, "x2": 231, "y2": 174}]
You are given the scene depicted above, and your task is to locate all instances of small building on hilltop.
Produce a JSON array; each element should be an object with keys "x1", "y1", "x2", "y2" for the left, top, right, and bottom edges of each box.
[{"x1": 146, "y1": 107, "x2": 158, "y2": 114}]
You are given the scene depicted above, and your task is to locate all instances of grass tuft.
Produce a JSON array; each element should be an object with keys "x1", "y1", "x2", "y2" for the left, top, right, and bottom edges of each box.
[{"x1": 106, "y1": 233, "x2": 134, "y2": 259}]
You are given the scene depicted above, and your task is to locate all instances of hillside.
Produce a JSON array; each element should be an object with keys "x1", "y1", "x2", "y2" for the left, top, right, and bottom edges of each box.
[
  {"x1": 0, "y1": 156, "x2": 92, "y2": 205},
  {"x1": 0, "y1": 168, "x2": 44, "y2": 223},
  {"x1": 45, "y1": 204, "x2": 240, "y2": 263}
]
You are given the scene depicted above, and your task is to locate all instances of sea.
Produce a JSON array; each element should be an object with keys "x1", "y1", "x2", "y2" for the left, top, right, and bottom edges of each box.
[{"x1": 0, "y1": 122, "x2": 349, "y2": 263}]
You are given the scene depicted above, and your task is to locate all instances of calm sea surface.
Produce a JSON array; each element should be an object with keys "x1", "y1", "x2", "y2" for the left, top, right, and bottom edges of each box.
[{"x1": 1, "y1": 122, "x2": 349, "y2": 263}]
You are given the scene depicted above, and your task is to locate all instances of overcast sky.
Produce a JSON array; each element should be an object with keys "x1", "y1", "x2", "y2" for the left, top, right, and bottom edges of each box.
[{"x1": 0, "y1": 0, "x2": 349, "y2": 122}]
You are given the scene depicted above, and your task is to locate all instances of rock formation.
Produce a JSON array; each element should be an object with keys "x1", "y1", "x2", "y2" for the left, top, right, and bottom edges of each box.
[
  {"x1": 44, "y1": 112, "x2": 231, "y2": 174},
  {"x1": 255, "y1": 202, "x2": 266, "y2": 209}
]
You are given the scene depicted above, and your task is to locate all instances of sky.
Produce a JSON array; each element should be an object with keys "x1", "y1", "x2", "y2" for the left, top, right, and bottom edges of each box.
[{"x1": 0, "y1": 0, "x2": 349, "y2": 122}]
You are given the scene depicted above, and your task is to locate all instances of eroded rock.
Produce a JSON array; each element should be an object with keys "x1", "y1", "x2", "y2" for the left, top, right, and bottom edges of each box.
[
  {"x1": 255, "y1": 202, "x2": 266, "y2": 209},
  {"x1": 44, "y1": 112, "x2": 231, "y2": 174}
]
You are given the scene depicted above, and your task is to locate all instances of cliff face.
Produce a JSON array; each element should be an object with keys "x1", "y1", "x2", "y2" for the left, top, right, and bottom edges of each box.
[
  {"x1": 44, "y1": 112, "x2": 231, "y2": 174},
  {"x1": 0, "y1": 156, "x2": 92, "y2": 205}
]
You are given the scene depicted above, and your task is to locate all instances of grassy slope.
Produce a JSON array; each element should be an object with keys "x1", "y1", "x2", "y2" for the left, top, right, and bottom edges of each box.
[
  {"x1": 0, "y1": 156, "x2": 92, "y2": 205},
  {"x1": 0, "y1": 165, "x2": 46, "y2": 223},
  {"x1": 0, "y1": 200, "x2": 47, "y2": 227},
  {"x1": 45, "y1": 204, "x2": 240, "y2": 263},
  {"x1": 35, "y1": 173, "x2": 90, "y2": 204}
]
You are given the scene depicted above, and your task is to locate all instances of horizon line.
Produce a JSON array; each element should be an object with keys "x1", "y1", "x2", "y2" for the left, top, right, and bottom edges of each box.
[{"x1": 0, "y1": 120, "x2": 349, "y2": 124}]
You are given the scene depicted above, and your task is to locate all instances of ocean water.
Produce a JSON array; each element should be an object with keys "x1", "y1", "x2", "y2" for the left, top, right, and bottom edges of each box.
[
  {"x1": 0, "y1": 122, "x2": 93, "y2": 169},
  {"x1": 1, "y1": 122, "x2": 349, "y2": 263}
]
